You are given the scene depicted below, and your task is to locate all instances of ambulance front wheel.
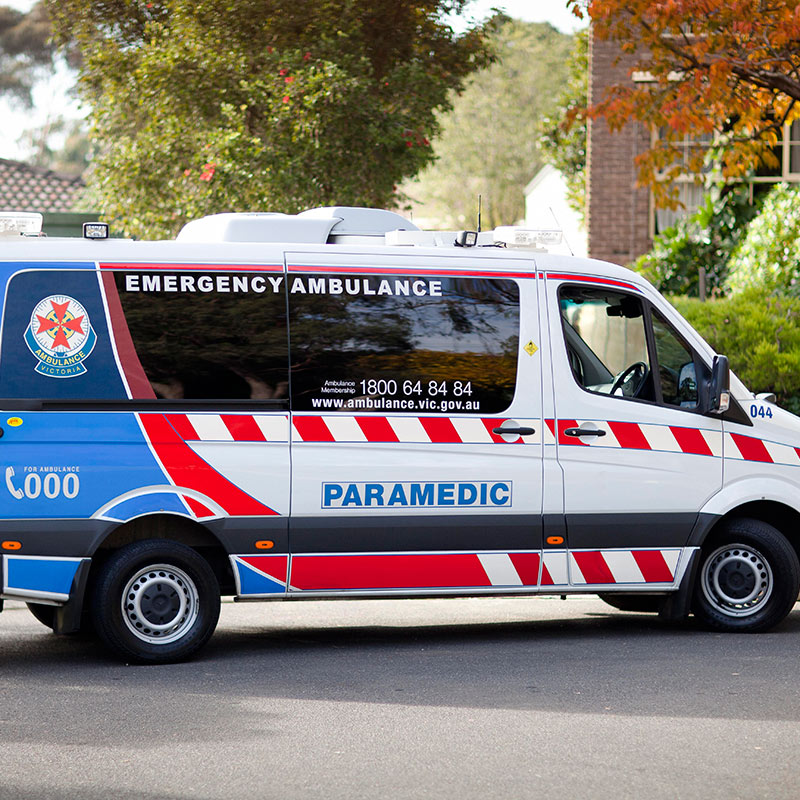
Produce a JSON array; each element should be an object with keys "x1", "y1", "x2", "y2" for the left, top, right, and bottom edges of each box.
[
  {"x1": 91, "y1": 539, "x2": 221, "y2": 664},
  {"x1": 693, "y1": 518, "x2": 800, "y2": 632}
]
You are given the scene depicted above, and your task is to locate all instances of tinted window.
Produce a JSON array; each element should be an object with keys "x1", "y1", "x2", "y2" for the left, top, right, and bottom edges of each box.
[
  {"x1": 112, "y1": 271, "x2": 289, "y2": 400},
  {"x1": 652, "y1": 309, "x2": 698, "y2": 407},
  {"x1": 288, "y1": 273, "x2": 519, "y2": 414}
]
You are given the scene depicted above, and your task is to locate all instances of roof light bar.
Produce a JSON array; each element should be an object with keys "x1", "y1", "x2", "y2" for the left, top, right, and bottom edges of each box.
[
  {"x1": 493, "y1": 226, "x2": 563, "y2": 249},
  {"x1": 0, "y1": 212, "x2": 43, "y2": 237}
]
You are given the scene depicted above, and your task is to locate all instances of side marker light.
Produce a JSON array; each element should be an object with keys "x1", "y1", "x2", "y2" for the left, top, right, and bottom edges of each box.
[
  {"x1": 255, "y1": 540, "x2": 275, "y2": 550},
  {"x1": 2, "y1": 541, "x2": 22, "y2": 551},
  {"x1": 546, "y1": 536, "x2": 564, "y2": 545}
]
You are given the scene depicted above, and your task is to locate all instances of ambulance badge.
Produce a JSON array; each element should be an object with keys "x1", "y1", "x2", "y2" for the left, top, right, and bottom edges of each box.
[{"x1": 25, "y1": 295, "x2": 97, "y2": 378}]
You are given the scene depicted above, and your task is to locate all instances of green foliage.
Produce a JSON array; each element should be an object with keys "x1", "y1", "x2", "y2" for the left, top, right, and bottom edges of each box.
[
  {"x1": 403, "y1": 19, "x2": 573, "y2": 229},
  {"x1": 633, "y1": 183, "x2": 756, "y2": 296},
  {"x1": 725, "y1": 183, "x2": 800, "y2": 295},
  {"x1": 46, "y1": 0, "x2": 493, "y2": 239},
  {"x1": 0, "y1": 1, "x2": 55, "y2": 106},
  {"x1": 536, "y1": 27, "x2": 587, "y2": 220},
  {"x1": 671, "y1": 288, "x2": 800, "y2": 410}
]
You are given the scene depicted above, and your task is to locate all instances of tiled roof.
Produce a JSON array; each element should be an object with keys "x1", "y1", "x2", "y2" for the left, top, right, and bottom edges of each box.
[{"x1": 0, "y1": 158, "x2": 88, "y2": 213}]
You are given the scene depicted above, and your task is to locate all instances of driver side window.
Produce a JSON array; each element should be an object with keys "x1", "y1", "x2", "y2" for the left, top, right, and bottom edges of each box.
[{"x1": 558, "y1": 286, "x2": 655, "y2": 401}]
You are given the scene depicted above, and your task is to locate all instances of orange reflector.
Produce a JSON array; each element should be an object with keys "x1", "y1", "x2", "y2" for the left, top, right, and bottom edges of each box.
[
  {"x1": 255, "y1": 540, "x2": 275, "y2": 550},
  {"x1": 2, "y1": 541, "x2": 22, "y2": 550},
  {"x1": 546, "y1": 536, "x2": 564, "y2": 545}
]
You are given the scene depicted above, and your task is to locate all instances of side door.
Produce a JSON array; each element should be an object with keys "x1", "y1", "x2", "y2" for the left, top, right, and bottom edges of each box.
[
  {"x1": 544, "y1": 273, "x2": 723, "y2": 592},
  {"x1": 0, "y1": 264, "x2": 292, "y2": 602},
  {"x1": 285, "y1": 252, "x2": 545, "y2": 595}
]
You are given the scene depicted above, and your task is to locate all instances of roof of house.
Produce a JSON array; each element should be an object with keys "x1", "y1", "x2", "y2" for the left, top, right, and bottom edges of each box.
[{"x1": 0, "y1": 158, "x2": 88, "y2": 213}]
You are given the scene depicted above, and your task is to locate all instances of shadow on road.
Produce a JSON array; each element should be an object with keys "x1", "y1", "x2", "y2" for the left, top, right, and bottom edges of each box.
[{"x1": 2, "y1": 600, "x2": 800, "y2": 734}]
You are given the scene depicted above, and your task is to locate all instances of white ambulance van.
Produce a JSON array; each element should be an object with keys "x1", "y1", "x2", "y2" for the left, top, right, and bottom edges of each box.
[{"x1": 0, "y1": 207, "x2": 797, "y2": 663}]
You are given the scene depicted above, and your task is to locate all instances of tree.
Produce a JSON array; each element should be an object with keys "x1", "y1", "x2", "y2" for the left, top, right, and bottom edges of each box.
[
  {"x1": 45, "y1": 0, "x2": 493, "y2": 239},
  {"x1": 537, "y1": 28, "x2": 588, "y2": 220},
  {"x1": 0, "y1": 1, "x2": 56, "y2": 106},
  {"x1": 568, "y1": 0, "x2": 800, "y2": 205},
  {"x1": 403, "y1": 19, "x2": 573, "y2": 229}
]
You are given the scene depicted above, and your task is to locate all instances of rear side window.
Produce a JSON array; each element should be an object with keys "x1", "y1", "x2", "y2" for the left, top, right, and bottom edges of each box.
[
  {"x1": 111, "y1": 271, "x2": 289, "y2": 400},
  {"x1": 288, "y1": 273, "x2": 520, "y2": 414}
]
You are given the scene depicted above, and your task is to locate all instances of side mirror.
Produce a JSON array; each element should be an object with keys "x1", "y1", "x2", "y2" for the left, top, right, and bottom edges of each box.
[{"x1": 707, "y1": 355, "x2": 730, "y2": 414}]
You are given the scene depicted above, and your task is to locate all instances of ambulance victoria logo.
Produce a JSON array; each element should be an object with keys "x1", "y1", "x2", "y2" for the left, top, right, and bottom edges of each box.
[{"x1": 25, "y1": 295, "x2": 97, "y2": 378}]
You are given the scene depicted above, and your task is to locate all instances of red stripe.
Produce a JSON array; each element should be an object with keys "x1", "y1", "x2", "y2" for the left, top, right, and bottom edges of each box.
[
  {"x1": 221, "y1": 415, "x2": 266, "y2": 442},
  {"x1": 100, "y1": 271, "x2": 156, "y2": 399},
  {"x1": 545, "y1": 273, "x2": 640, "y2": 292},
  {"x1": 540, "y1": 562, "x2": 555, "y2": 585},
  {"x1": 287, "y1": 264, "x2": 533, "y2": 279},
  {"x1": 573, "y1": 551, "x2": 615, "y2": 583},
  {"x1": 289, "y1": 553, "x2": 491, "y2": 590},
  {"x1": 165, "y1": 414, "x2": 199, "y2": 441},
  {"x1": 731, "y1": 433, "x2": 773, "y2": 463},
  {"x1": 139, "y1": 414, "x2": 278, "y2": 516},
  {"x1": 293, "y1": 416, "x2": 335, "y2": 442},
  {"x1": 544, "y1": 418, "x2": 556, "y2": 438},
  {"x1": 508, "y1": 553, "x2": 541, "y2": 585},
  {"x1": 419, "y1": 417, "x2": 462, "y2": 443},
  {"x1": 100, "y1": 262, "x2": 281, "y2": 272},
  {"x1": 632, "y1": 550, "x2": 674, "y2": 582},
  {"x1": 557, "y1": 419, "x2": 587, "y2": 446},
  {"x1": 608, "y1": 421, "x2": 650, "y2": 450},
  {"x1": 240, "y1": 555, "x2": 288, "y2": 583},
  {"x1": 355, "y1": 416, "x2": 399, "y2": 442},
  {"x1": 183, "y1": 495, "x2": 215, "y2": 518},
  {"x1": 481, "y1": 418, "x2": 507, "y2": 443},
  {"x1": 670, "y1": 426, "x2": 712, "y2": 456}
]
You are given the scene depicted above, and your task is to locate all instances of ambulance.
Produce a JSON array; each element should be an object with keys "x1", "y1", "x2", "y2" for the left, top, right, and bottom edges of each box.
[{"x1": 0, "y1": 206, "x2": 797, "y2": 664}]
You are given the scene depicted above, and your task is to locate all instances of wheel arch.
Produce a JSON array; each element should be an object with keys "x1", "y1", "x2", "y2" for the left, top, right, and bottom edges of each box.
[
  {"x1": 89, "y1": 514, "x2": 234, "y2": 595},
  {"x1": 704, "y1": 501, "x2": 800, "y2": 565}
]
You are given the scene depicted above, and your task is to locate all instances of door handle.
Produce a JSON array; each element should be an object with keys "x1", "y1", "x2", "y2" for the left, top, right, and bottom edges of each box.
[
  {"x1": 564, "y1": 427, "x2": 606, "y2": 437},
  {"x1": 492, "y1": 426, "x2": 536, "y2": 436}
]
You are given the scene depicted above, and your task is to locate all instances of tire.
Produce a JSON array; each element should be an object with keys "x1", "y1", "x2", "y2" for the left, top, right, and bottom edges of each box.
[
  {"x1": 598, "y1": 593, "x2": 663, "y2": 613},
  {"x1": 91, "y1": 539, "x2": 221, "y2": 664},
  {"x1": 26, "y1": 602, "x2": 56, "y2": 630},
  {"x1": 692, "y1": 518, "x2": 800, "y2": 633}
]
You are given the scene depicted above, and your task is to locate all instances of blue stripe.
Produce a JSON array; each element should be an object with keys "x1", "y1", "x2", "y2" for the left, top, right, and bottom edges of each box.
[{"x1": 5, "y1": 556, "x2": 81, "y2": 595}]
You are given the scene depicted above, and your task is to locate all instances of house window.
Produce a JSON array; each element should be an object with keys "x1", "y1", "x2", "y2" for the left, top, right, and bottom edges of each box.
[{"x1": 653, "y1": 122, "x2": 800, "y2": 235}]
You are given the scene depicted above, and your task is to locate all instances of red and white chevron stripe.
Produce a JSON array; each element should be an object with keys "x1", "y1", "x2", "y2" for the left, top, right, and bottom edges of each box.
[
  {"x1": 291, "y1": 415, "x2": 542, "y2": 444},
  {"x1": 553, "y1": 418, "x2": 723, "y2": 457},
  {"x1": 285, "y1": 547, "x2": 681, "y2": 592},
  {"x1": 166, "y1": 413, "x2": 289, "y2": 442}
]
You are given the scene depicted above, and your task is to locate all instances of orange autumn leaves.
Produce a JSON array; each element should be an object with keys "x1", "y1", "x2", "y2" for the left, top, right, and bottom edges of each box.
[{"x1": 569, "y1": 0, "x2": 800, "y2": 205}]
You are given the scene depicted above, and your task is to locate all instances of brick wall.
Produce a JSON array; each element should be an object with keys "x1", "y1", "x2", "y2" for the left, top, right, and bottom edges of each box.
[{"x1": 586, "y1": 32, "x2": 652, "y2": 266}]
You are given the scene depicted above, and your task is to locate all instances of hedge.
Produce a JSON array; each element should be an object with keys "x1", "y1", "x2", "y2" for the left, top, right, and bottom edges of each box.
[{"x1": 670, "y1": 288, "x2": 800, "y2": 413}]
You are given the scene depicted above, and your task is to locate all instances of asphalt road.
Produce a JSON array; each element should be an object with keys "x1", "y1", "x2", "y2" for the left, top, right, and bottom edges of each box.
[{"x1": 1, "y1": 595, "x2": 799, "y2": 800}]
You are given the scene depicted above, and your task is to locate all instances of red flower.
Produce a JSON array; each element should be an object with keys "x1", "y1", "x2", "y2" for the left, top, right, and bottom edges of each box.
[
  {"x1": 199, "y1": 162, "x2": 216, "y2": 181},
  {"x1": 282, "y1": 95, "x2": 290, "y2": 103},
  {"x1": 406, "y1": 141, "x2": 413, "y2": 148},
  {"x1": 284, "y1": 75, "x2": 294, "y2": 83},
  {"x1": 279, "y1": 68, "x2": 287, "y2": 76},
  {"x1": 183, "y1": 168, "x2": 192, "y2": 176},
  {"x1": 303, "y1": 52, "x2": 311, "y2": 60}
]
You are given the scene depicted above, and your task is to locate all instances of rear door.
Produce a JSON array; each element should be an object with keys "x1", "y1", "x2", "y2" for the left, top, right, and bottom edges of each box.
[
  {"x1": 543, "y1": 272, "x2": 722, "y2": 592},
  {"x1": 286, "y1": 251, "x2": 545, "y2": 595}
]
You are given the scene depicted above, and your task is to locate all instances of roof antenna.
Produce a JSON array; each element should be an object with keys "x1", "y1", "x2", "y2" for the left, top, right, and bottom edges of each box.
[
  {"x1": 477, "y1": 195, "x2": 482, "y2": 233},
  {"x1": 548, "y1": 206, "x2": 573, "y2": 256}
]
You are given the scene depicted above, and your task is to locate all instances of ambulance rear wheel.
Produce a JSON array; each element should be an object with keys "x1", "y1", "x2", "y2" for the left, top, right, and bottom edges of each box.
[
  {"x1": 91, "y1": 540, "x2": 221, "y2": 664},
  {"x1": 693, "y1": 518, "x2": 800, "y2": 632}
]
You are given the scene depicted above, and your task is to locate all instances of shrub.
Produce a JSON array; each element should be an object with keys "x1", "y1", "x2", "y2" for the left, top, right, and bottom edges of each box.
[
  {"x1": 671, "y1": 288, "x2": 800, "y2": 413},
  {"x1": 725, "y1": 183, "x2": 800, "y2": 295},
  {"x1": 634, "y1": 183, "x2": 756, "y2": 297}
]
